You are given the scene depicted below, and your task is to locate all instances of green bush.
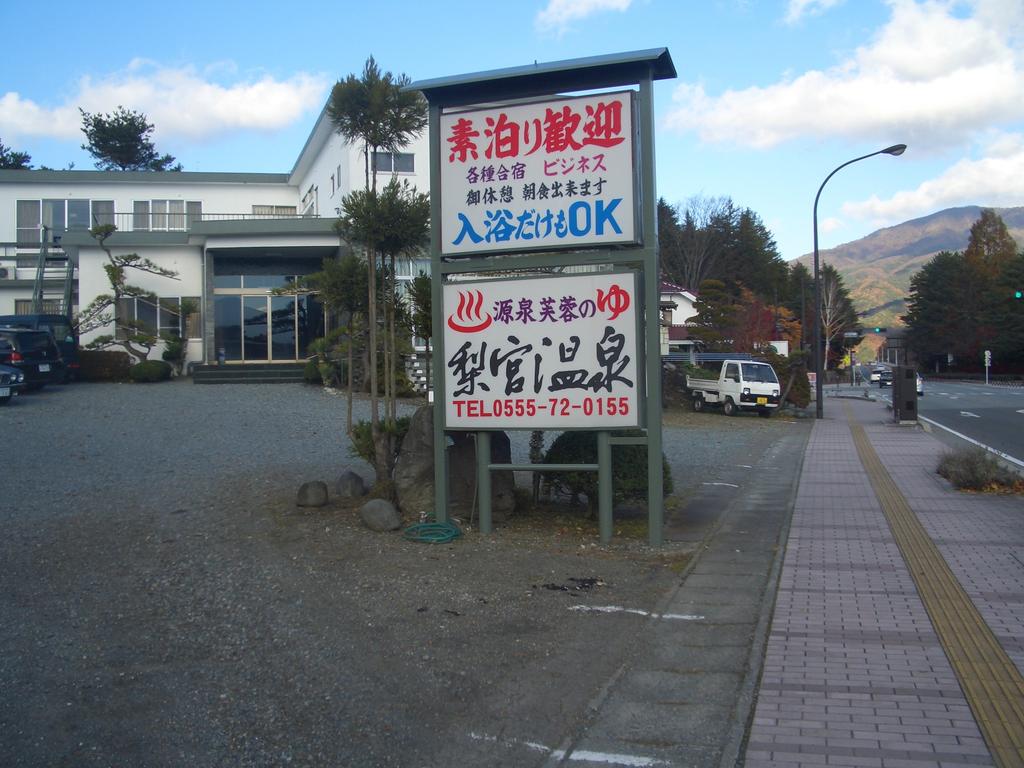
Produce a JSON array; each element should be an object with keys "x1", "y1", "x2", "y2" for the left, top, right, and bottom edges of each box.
[
  {"x1": 681, "y1": 363, "x2": 720, "y2": 381},
  {"x1": 349, "y1": 417, "x2": 412, "y2": 465},
  {"x1": 303, "y1": 359, "x2": 322, "y2": 385},
  {"x1": 128, "y1": 360, "x2": 173, "y2": 383},
  {"x1": 937, "y1": 448, "x2": 1023, "y2": 492},
  {"x1": 79, "y1": 349, "x2": 132, "y2": 382},
  {"x1": 543, "y1": 429, "x2": 674, "y2": 515}
]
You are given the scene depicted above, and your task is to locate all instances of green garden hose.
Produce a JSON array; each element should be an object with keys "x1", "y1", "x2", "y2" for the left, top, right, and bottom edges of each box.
[{"x1": 402, "y1": 520, "x2": 463, "y2": 544}]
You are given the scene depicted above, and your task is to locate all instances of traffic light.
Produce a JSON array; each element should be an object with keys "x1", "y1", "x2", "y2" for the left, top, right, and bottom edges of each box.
[
  {"x1": 1015, "y1": 289, "x2": 1022, "y2": 299},
  {"x1": 872, "y1": 326, "x2": 887, "y2": 333}
]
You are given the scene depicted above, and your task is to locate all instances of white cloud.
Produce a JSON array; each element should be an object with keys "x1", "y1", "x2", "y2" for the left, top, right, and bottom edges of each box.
[
  {"x1": 820, "y1": 216, "x2": 845, "y2": 234},
  {"x1": 535, "y1": 0, "x2": 632, "y2": 35},
  {"x1": 0, "y1": 61, "x2": 329, "y2": 144},
  {"x1": 667, "y1": 0, "x2": 1024, "y2": 149},
  {"x1": 843, "y1": 134, "x2": 1024, "y2": 222},
  {"x1": 784, "y1": 0, "x2": 845, "y2": 25}
]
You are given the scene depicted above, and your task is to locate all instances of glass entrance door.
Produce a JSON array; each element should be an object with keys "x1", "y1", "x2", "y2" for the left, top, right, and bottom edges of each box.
[
  {"x1": 213, "y1": 268, "x2": 324, "y2": 363},
  {"x1": 243, "y1": 296, "x2": 269, "y2": 360}
]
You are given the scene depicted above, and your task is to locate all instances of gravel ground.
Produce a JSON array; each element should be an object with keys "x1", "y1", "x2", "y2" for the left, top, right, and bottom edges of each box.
[{"x1": 0, "y1": 380, "x2": 807, "y2": 767}]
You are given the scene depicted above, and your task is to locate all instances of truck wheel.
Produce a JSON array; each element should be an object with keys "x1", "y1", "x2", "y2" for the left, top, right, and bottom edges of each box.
[
  {"x1": 723, "y1": 398, "x2": 737, "y2": 417},
  {"x1": 692, "y1": 395, "x2": 704, "y2": 412}
]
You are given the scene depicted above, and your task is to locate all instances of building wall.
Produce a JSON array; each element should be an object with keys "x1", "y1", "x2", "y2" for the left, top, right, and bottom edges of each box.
[{"x1": 77, "y1": 242, "x2": 205, "y2": 363}]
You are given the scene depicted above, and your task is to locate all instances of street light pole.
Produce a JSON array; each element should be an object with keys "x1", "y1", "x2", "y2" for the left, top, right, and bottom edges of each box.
[{"x1": 813, "y1": 144, "x2": 906, "y2": 418}]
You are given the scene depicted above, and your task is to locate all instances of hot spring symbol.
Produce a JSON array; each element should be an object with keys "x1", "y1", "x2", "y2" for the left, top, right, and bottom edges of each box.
[{"x1": 447, "y1": 289, "x2": 493, "y2": 333}]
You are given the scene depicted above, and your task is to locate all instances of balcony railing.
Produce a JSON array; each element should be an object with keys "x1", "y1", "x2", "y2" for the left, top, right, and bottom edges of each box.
[{"x1": 12, "y1": 212, "x2": 321, "y2": 244}]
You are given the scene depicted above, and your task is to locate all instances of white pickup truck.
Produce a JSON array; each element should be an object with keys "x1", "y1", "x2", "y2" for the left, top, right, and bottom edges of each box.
[{"x1": 686, "y1": 360, "x2": 782, "y2": 417}]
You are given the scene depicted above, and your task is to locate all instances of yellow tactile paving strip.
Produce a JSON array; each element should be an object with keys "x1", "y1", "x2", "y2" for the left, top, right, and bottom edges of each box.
[{"x1": 847, "y1": 406, "x2": 1024, "y2": 767}]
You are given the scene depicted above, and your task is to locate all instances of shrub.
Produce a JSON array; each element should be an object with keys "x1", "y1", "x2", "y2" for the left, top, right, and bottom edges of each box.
[
  {"x1": 79, "y1": 349, "x2": 132, "y2": 382},
  {"x1": 349, "y1": 417, "x2": 412, "y2": 466},
  {"x1": 543, "y1": 429, "x2": 674, "y2": 515},
  {"x1": 303, "y1": 359, "x2": 322, "y2": 385},
  {"x1": 937, "y1": 448, "x2": 1023, "y2": 492},
  {"x1": 128, "y1": 360, "x2": 173, "y2": 383}
]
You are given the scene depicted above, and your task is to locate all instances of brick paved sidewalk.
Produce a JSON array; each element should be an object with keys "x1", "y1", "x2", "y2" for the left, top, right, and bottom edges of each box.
[{"x1": 744, "y1": 397, "x2": 1023, "y2": 768}]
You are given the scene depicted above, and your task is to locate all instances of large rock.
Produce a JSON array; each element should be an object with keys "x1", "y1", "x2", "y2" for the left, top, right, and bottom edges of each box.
[
  {"x1": 393, "y1": 404, "x2": 517, "y2": 524},
  {"x1": 449, "y1": 431, "x2": 516, "y2": 524},
  {"x1": 394, "y1": 405, "x2": 436, "y2": 518},
  {"x1": 335, "y1": 470, "x2": 368, "y2": 499},
  {"x1": 296, "y1": 480, "x2": 329, "y2": 508},
  {"x1": 359, "y1": 498, "x2": 402, "y2": 532}
]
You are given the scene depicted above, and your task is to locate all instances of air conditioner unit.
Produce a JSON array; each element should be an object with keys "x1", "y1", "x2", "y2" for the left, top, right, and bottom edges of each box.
[{"x1": 0, "y1": 267, "x2": 10, "y2": 279}]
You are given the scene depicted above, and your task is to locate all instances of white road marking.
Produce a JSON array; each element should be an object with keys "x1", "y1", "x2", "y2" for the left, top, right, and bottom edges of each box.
[
  {"x1": 569, "y1": 605, "x2": 704, "y2": 621},
  {"x1": 702, "y1": 482, "x2": 739, "y2": 488},
  {"x1": 469, "y1": 733, "x2": 670, "y2": 765},
  {"x1": 960, "y1": 411, "x2": 980, "y2": 418}
]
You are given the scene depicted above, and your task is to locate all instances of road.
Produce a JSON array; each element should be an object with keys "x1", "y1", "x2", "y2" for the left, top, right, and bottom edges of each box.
[{"x1": 870, "y1": 374, "x2": 1024, "y2": 467}]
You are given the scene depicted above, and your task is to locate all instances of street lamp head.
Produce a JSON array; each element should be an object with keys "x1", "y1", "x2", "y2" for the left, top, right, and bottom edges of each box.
[{"x1": 882, "y1": 144, "x2": 907, "y2": 156}]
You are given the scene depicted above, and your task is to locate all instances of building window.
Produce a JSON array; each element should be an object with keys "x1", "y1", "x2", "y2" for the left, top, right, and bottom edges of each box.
[
  {"x1": 252, "y1": 205, "x2": 298, "y2": 216},
  {"x1": 92, "y1": 200, "x2": 115, "y2": 227},
  {"x1": 116, "y1": 296, "x2": 201, "y2": 339},
  {"x1": 372, "y1": 151, "x2": 414, "y2": 173},
  {"x1": 132, "y1": 200, "x2": 201, "y2": 231},
  {"x1": 16, "y1": 200, "x2": 40, "y2": 244},
  {"x1": 16, "y1": 199, "x2": 117, "y2": 243},
  {"x1": 14, "y1": 298, "x2": 61, "y2": 314},
  {"x1": 301, "y1": 185, "x2": 317, "y2": 216}
]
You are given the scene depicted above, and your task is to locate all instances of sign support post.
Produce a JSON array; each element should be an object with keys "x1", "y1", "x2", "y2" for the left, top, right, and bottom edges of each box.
[{"x1": 410, "y1": 49, "x2": 676, "y2": 545}]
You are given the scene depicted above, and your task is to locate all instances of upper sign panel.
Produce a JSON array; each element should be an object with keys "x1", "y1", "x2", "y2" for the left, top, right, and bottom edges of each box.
[{"x1": 439, "y1": 91, "x2": 638, "y2": 256}]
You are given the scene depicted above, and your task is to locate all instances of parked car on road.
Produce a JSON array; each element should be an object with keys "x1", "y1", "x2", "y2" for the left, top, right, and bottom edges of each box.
[
  {"x1": 878, "y1": 368, "x2": 894, "y2": 387},
  {"x1": 0, "y1": 363, "x2": 26, "y2": 405},
  {"x1": 0, "y1": 314, "x2": 79, "y2": 381},
  {"x1": 870, "y1": 367, "x2": 884, "y2": 383},
  {"x1": 0, "y1": 328, "x2": 64, "y2": 390}
]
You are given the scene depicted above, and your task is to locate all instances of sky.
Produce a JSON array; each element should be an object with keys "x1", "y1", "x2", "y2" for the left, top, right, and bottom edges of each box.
[{"x1": 2, "y1": 0, "x2": 1022, "y2": 262}]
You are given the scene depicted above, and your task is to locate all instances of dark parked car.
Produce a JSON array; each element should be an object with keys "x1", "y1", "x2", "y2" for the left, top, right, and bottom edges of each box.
[
  {"x1": 0, "y1": 362, "x2": 25, "y2": 405},
  {"x1": 0, "y1": 328, "x2": 65, "y2": 390},
  {"x1": 878, "y1": 368, "x2": 894, "y2": 387},
  {"x1": 0, "y1": 314, "x2": 79, "y2": 381}
]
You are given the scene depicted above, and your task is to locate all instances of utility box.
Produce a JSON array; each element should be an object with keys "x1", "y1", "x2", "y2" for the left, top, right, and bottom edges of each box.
[{"x1": 893, "y1": 365, "x2": 918, "y2": 422}]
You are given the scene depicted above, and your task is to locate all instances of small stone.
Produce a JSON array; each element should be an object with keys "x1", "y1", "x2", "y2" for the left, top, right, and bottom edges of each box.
[
  {"x1": 296, "y1": 481, "x2": 329, "y2": 507},
  {"x1": 334, "y1": 470, "x2": 368, "y2": 498},
  {"x1": 359, "y1": 499, "x2": 402, "y2": 532}
]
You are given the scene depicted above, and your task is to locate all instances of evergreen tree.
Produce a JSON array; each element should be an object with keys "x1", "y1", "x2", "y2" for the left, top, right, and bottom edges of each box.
[
  {"x1": 79, "y1": 107, "x2": 181, "y2": 171},
  {"x1": 903, "y1": 251, "x2": 963, "y2": 366},
  {"x1": 986, "y1": 254, "x2": 1024, "y2": 368},
  {"x1": 328, "y1": 56, "x2": 428, "y2": 487},
  {"x1": 0, "y1": 139, "x2": 31, "y2": 169},
  {"x1": 687, "y1": 279, "x2": 737, "y2": 350}
]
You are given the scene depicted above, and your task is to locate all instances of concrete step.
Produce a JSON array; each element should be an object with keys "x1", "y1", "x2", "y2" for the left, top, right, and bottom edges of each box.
[{"x1": 193, "y1": 363, "x2": 307, "y2": 384}]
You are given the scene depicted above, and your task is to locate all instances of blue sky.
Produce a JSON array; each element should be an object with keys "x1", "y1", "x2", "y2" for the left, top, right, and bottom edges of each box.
[{"x1": 2, "y1": 0, "x2": 1022, "y2": 262}]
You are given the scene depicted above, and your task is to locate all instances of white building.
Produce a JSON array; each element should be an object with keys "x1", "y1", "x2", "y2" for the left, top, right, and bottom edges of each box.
[{"x1": 0, "y1": 105, "x2": 431, "y2": 369}]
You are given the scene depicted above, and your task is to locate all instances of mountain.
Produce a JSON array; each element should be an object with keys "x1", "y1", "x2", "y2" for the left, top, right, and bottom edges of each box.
[{"x1": 796, "y1": 205, "x2": 1024, "y2": 334}]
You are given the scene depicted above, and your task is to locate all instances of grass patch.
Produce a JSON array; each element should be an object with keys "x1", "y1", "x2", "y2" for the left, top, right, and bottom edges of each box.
[{"x1": 937, "y1": 447, "x2": 1024, "y2": 493}]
